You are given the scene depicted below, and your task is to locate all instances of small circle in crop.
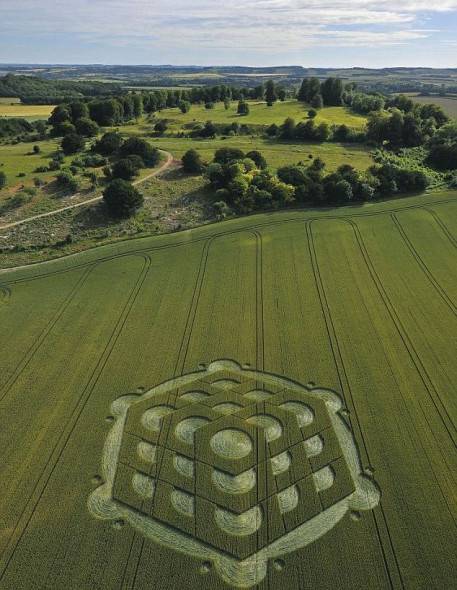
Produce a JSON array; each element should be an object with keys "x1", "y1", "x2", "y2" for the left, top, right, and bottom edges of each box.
[
  {"x1": 273, "y1": 559, "x2": 285, "y2": 572},
  {"x1": 200, "y1": 561, "x2": 212, "y2": 574}
]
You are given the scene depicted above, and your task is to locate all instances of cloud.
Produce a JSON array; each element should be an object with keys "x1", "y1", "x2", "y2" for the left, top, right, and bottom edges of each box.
[{"x1": 0, "y1": 1, "x2": 456, "y2": 56}]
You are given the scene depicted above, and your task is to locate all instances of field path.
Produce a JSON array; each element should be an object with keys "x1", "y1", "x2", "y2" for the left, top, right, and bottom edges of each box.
[{"x1": 0, "y1": 150, "x2": 175, "y2": 231}]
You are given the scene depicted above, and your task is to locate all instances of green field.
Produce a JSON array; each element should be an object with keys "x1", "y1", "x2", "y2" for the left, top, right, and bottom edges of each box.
[
  {"x1": 0, "y1": 139, "x2": 71, "y2": 192},
  {"x1": 411, "y1": 95, "x2": 457, "y2": 119},
  {"x1": 0, "y1": 103, "x2": 55, "y2": 119},
  {"x1": 152, "y1": 136, "x2": 373, "y2": 171},
  {"x1": 0, "y1": 190, "x2": 456, "y2": 589},
  {"x1": 156, "y1": 101, "x2": 368, "y2": 130}
]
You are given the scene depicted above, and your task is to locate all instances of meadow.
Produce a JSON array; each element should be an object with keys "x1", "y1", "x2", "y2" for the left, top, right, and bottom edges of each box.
[
  {"x1": 0, "y1": 102, "x2": 55, "y2": 119},
  {"x1": 0, "y1": 189, "x2": 455, "y2": 589},
  {"x1": 410, "y1": 95, "x2": 457, "y2": 119},
  {"x1": 156, "y1": 100, "x2": 368, "y2": 130}
]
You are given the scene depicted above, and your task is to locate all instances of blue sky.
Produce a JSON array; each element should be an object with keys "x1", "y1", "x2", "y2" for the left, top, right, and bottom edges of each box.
[{"x1": 0, "y1": 1, "x2": 456, "y2": 67}]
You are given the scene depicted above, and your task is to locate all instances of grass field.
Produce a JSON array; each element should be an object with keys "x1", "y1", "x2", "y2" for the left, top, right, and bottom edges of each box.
[
  {"x1": 411, "y1": 95, "x2": 457, "y2": 119},
  {"x1": 156, "y1": 101, "x2": 368, "y2": 130},
  {"x1": 0, "y1": 103, "x2": 55, "y2": 119},
  {"x1": 0, "y1": 189, "x2": 455, "y2": 589},
  {"x1": 0, "y1": 139, "x2": 71, "y2": 192},
  {"x1": 152, "y1": 136, "x2": 373, "y2": 171}
]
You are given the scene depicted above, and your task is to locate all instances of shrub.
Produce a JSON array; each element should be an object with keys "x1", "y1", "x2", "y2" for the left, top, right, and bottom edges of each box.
[
  {"x1": 246, "y1": 150, "x2": 267, "y2": 169},
  {"x1": 214, "y1": 147, "x2": 245, "y2": 164},
  {"x1": 182, "y1": 149, "x2": 204, "y2": 174},
  {"x1": 93, "y1": 132, "x2": 123, "y2": 156},
  {"x1": 120, "y1": 137, "x2": 160, "y2": 166},
  {"x1": 308, "y1": 109, "x2": 317, "y2": 119},
  {"x1": 154, "y1": 119, "x2": 168, "y2": 136},
  {"x1": 75, "y1": 117, "x2": 99, "y2": 137},
  {"x1": 56, "y1": 171, "x2": 79, "y2": 192},
  {"x1": 62, "y1": 133, "x2": 85, "y2": 155},
  {"x1": 33, "y1": 145, "x2": 41, "y2": 154},
  {"x1": 0, "y1": 171, "x2": 6, "y2": 189},
  {"x1": 111, "y1": 157, "x2": 142, "y2": 180},
  {"x1": 103, "y1": 179, "x2": 144, "y2": 218}
]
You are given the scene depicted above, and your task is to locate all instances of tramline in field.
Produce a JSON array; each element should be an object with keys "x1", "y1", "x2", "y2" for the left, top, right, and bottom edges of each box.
[{"x1": 0, "y1": 191, "x2": 456, "y2": 589}]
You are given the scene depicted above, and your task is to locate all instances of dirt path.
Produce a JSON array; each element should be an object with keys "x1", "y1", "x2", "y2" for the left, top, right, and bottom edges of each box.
[{"x1": 0, "y1": 150, "x2": 174, "y2": 231}]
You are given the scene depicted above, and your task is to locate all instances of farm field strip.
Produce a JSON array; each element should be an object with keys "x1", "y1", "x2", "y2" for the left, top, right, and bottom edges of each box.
[{"x1": 310, "y1": 218, "x2": 457, "y2": 587}]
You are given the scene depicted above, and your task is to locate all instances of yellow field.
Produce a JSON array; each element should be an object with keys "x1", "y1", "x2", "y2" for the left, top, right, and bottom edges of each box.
[{"x1": 0, "y1": 103, "x2": 55, "y2": 119}]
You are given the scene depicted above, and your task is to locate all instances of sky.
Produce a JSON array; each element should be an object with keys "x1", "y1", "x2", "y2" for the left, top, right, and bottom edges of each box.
[{"x1": 0, "y1": 1, "x2": 456, "y2": 68}]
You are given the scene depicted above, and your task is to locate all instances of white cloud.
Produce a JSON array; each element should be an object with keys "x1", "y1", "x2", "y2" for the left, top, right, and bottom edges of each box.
[{"x1": 0, "y1": 1, "x2": 456, "y2": 54}]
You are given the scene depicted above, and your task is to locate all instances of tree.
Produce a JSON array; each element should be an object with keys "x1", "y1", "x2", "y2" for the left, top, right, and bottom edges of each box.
[
  {"x1": 0, "y1": 171, "x2": 6, "y2": 189},
  {"x1": 56, "y1": 170, "x2": 79, "y2": 192},
  {"x1": 69, "y1": 102, "x2": 89, "y2": 122},
  {"x1": 120, "y1": 137, "x2": 160, "y2": 166},
  {"x1": 280, "y1": 117, "x2": 296, "y2": 140},
  {"x1": 308, "y1": 109, "x2": 317, "y2": 119},
  {"x1": 103, "y1": 179, "x2": 144, "y2": 217},
  {"x1": 75, "y1": 117, "x2": 99, "y2": 137},
  {"x1": 179, "y1": 100, "x2": 191, "y2": 114},
  {"x1": 265, "y1": 80, "x2": 277, "y2": 106},
  {"x1": 246, "y1": 150, "x2": 267, "y2": 169},
  {"x1": 52, "y1": 121, "x2": 76, "y2": 137},
  {"x1": 298, "y1": 78, "x2": 321, "y2": 103},
  {"x1": 311, "y1": 94, "x2": 323, "y2": 109},
  {"x1": 182, "y1": 149, "x2": 204, "y2": 173},
  {"x1": 93, "y1": 131, "x2": 123, "y2": 156},
  {"x1": 111, "y1": 157, "x2": 142, "y2": 180},
  {"x1": 154, "y1": 119, "x2": 168, "y2": 136},
  {"x1": 277, "y1": 87, "x2": 287, "y2": 102},
  {"x1": 205, "y1": 102, "x2": 215, "y2": 110},
  {"x1": 49, "y1": 105, "x2": 71, "y2": 126},
  {"x1": 33, "y1": 145, "x2": 41, "y2": 154},
  {"x1": 321, "y1": 78, "x2": 343, "y2": 106},
  {"x1": 61, "y1": 133, "x2": 85, "y2": 155},
  {"x1": 224, "y1": 98, "x2": 231, "y2": 110},
  {"x1": 214, "y1": 147, "x2": 245, "y2": 164},
  {"x1": 237, "y1": 100, "x2": 250, "y2": 116}
]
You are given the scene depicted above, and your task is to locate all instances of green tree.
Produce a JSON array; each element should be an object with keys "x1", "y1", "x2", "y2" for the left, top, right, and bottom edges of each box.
[
  {"x1": 237, "y1": 100, "x2": 250, "y2": 116},
  {"x1": 179, "y1": 100, "x2": 191, "y2": 114},
  {"x1": 111, "y1": 157, "x2": 142, "y2": 180},
  {"x1": 120, "y1": 137, "x2": 160, "y2": 166},
  {"x1": 246, "y1": 150, "x2": 267, "y2": 169},
  {"x1": 93, "y1": 131, "x2": 123, "y2": 156},
  {"x1": 0, "y1": 171, "x2": 6, "y2": 189},
  {"x1": 265, "y1": 80, "x2": 277, "y2": 106},
  {"x1": 321, "y1": 78, "x2": 344, "y2": 106},
  {"x1": 311, "y1": 94, "x2": 323, "y2": 109},
  {"x1": 103, "y1": 179, "x2": 144, "y2": 218},
  {"x1": 61, "y1": 133, "x2": 85, "y2": 155},
  {"x1": 182, "y1": 149, "x2": 204, "y2": 173},
  {"x1": 75, "y1": 117, "x2": 99, "y2": 137}
]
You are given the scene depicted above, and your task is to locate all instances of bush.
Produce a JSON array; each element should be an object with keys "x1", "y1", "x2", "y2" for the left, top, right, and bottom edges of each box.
[
  {"x1": 75, "y1": 117, "x2": 99, "y2": 137},
  {"x1": 154, "y1": 119, "x2": 168, "y2": 136},
  {"x1": 56, "y1": 170, "x2": 79, "y2": 192},
  {"x1": 214, "y1": 147, "x2": 245, "y2": 164},
  {"x1": 103, "y1": 179, "x2": 144, "y2": 218},
  {"x1": 120, "y1": 137, "x2": 160, "y2": 166},
  {"x1": 52, "y1": 121, "x2": 76, "y2": 137},
  {"x1": 205, "y1": 102, "x2": 215, "y2": 110},
  {"x1": 308, "y1": 109, "x2": 317, "y2": 119},
  {"x1": 182, "y1": 149, "x2": 204, "y2": 174},
  {"x1": 111, "y1": 157, "x2": 142, "y2": 180},
  {"x1": 0, "y1": 171, "x2": 6, "y2": 189},
  {"x1": 33, "y1": 145, "x2": 41, "y2": 154},
  {"x1": 93, "y1": 132, "x2": 123, "y2": 156},
  {"x1": 246, "y1": 150, "x2": 267, "y2": 170},
  {"x1": 62, "y1": 133, "x2": 85, "y2": 155},
  {"x1": 237, "y1": 101, "x2": 250, "y2": 116}
]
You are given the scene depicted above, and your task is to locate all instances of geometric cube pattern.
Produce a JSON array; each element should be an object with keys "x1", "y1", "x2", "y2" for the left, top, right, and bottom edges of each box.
[{"x1": 113, "y1": 366, "x2": 355, "y2": 559}]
